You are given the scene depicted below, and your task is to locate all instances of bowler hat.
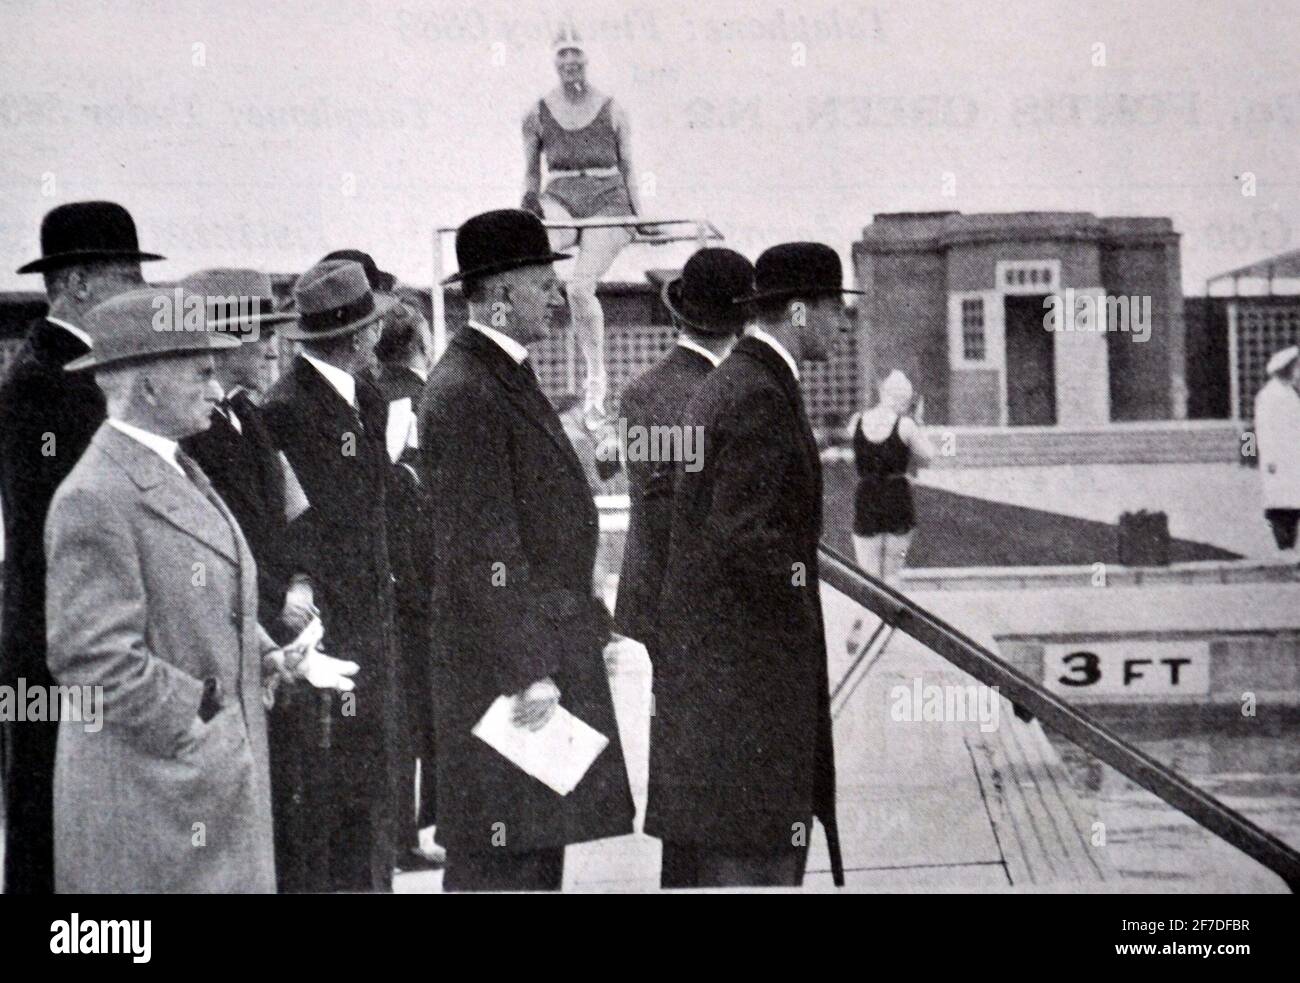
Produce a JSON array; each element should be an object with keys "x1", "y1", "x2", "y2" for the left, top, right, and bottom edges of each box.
[
  {"x1": 320, "y1": 249, "x2": 396, "y2": 293},
  {"x1": 736, "y1": 242, "x2": 864, "y2": 304},
  {"x1": 281, "y1": 259, "x2": 396, "y2": 341},
  {"x1": 18, "y1": 201, "x2": 164, "y2": 275},
  {"x1": 180, "y1": 268, "x2": 296, "y2": 336},
  {"x1": 661, "y1": 248, "x2": 754, "y2": 336},
  {"x1": 442, "y1": 209, "x2": 569, "y2": 285},
  {"x1": 64, "y1": 287, "x2": 241, "y2": 372}
]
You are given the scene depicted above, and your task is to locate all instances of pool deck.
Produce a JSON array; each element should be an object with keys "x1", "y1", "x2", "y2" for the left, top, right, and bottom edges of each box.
[{"x1": 398, "y1": 580, "x2": 1205, "y2": 893}]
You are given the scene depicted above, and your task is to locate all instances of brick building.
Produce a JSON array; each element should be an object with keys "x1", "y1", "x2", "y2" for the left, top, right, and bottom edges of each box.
[{"x1": 854, "y1": 211, "x2": 1187, "y2": 427}]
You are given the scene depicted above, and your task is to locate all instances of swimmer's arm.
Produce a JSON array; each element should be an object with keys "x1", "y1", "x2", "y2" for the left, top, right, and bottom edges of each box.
[
  {"x1": 899, "y1": 416, "x2": 936, "y2": 463},
  {"x1": 611, "y1": 100, "x2": 642, "y2": 214},
  {"x1": 522, "y1": 106, "x2": 543, "y2": 198}
]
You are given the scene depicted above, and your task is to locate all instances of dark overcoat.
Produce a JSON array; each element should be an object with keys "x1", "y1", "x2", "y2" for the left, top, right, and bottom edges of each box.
[
  {"x1": 180, "y1": 392, "x2": 290, "y2": 629},
  {"x1": 613, "y1": 344, "x2": 715, "y2": 646},
  {"x1": 375, "y1": 363, "x2": 435, "y2": 749},
  {"x1": 260, "y1": 357, "x2": 403, "y2": 811},
  {"x1": 645, "y1": 337, "x2": 839, "y2": 861},
  {"x1": 417, "y1": 327, "x2": 634, "y2": 854},
  {"x1": 0, "y1": 318, "x2": 105, "y2": 894}
]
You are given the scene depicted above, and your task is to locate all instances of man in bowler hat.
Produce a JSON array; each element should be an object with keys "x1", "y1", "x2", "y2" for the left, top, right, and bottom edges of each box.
[
  {"x1": 646, "y1": 242, "x2": 848, "y2": 888},
  {"x1": 418, "y1": 209, "x2": 634, "y2": 891},
  {"x1": 614, "y1": 247, "x2": 752, "y2": 651},
  {"x1": 260, "y1": 259, "x2": 405, "y2": 891},
  {"x1": 0, "y1": 201, "x2": 161, "y2": 894}
]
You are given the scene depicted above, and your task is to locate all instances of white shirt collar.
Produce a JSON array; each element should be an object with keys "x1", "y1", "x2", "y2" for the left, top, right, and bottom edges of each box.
[
  {"x1": 301, "y1": 351, "x2": 357, "y2": 407},
  {"x1": 469, "y1": 320, "x2": 528, "y2": 365},
  {"x1": 411, "y1": 364, "x2": 429, "y2": 383},
  {"x1": 45, "y1": 315, "x2": 93, "y2": 348},
  {"x1": 677, "y1": 336, "x2": 723, "y2": 368},
  {"x1": 746, "y1": 327, "x2": 800, "y2": 381},
  {"x1": 107, "y1": 419, "x2": 184, "y2": 476}
]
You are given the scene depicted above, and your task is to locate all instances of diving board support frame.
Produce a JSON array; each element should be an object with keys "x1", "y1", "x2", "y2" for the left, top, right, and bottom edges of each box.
[{"x1": 430, "y1": 216, "x2": 724, "y2": 362}]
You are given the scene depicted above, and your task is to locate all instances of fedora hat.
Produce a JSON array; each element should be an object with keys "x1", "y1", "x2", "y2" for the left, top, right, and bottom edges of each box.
[
  {"x1": 64, "y1": 287, "x2": 241, "y2": 372},
  {"x1": 736, "y1": 242, "x2": 864, "y2": 304},
  {"x1": 319, "y1": 249, "x2": 396, "y2": 293},
  {"x1": 18, "y1": 201, "x2": 164, "y2": 275},
  {"x1": 661, "y1": 248, "x2": 755, "y2": 336},
  {"x1": 180, "y1": 268, "x2": 296, "y2": 336},
  {"x1": 442, "y1": 209, "x2": 569, "y2": 285},
  {"x1": 281, "y1": 259, "x2": 396, "y2": 341}
]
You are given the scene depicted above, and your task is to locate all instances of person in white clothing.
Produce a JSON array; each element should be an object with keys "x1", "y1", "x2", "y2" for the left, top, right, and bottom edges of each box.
[{"x1": 1254, "y1": 345, "x2": 1300, "y2": 556}]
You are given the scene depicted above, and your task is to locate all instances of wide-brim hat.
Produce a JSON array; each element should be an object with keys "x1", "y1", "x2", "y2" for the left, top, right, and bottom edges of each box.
[
  {"x1": 65, "y1": 287, "x2": 241, "y2": 372},
  {"x1": 18, "y1": 200, "x2": 164, "y2": 275},
  {"x1": 735, "y1": 242, "x2": 864, "y2": 304},
  {"x1": 661, "y1": 247, "x2": 755, "y2": 336},
  {"x1": 319, "y1": 249, "x2": 396, "y2": 293},
  {"x1": 180, "y1": 268, "x2": 297, "y2": 336},
  {"x1": 442, "y1": 208, "x2": 569, "y2": 285},
  {"x1": 1266, "y1": 345, "x2": 1299, "y2": 376},
  {"x1": 281, "y1": 258, "x2": 396, "y2": 341}
]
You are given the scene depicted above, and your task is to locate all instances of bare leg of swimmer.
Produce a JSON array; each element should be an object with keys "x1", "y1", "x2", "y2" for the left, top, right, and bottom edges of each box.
[
  {"x1": 852, "y1": 533, "x2": 886, "y2": 580},
  {"x1": 882, "y1": 530, "x2": 914, "y2": 584},
  {"x1": 571, "y1": 226, "x2": 632, "y2": 427},
  {"x1": 540, "y1": 196, "x2": 579, "y2": 253},
  {"x1": 539, "y1": 196, "x2": 632, "y2": 428}
]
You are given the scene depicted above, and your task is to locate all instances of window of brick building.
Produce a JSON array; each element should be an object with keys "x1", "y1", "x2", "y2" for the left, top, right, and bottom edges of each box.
[{"x1": 961, "y1": 297, "x2": 986, "y2": 361}]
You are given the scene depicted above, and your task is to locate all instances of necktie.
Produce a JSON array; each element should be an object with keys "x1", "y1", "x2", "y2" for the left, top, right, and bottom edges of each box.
[{"x1": 216, "y1": 398, "x2": 243, "y2": 435}]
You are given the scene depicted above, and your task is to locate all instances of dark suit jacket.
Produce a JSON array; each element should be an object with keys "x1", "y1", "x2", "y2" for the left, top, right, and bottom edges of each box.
[
  {"x1": 180, "y1": 391, "x2": 290, "y2": 631},
  {"x1": 0, "y1": 318, "x2": 105, "y2": 894},
  {"x1": 260, "y1": 356, "x2": 402, "y2": 795},
  {"x1": 375, "y1": 363, "x2": 425, "y2": 405},
  {"x1": 645, "y1": 337, "x2": 840, "y2": 868},
  {"x1": 417, "y1": 327, "x2": 634, "y2": 853},
  {"x1": 613, "y1": 344, "x2": 715, "y2": 646}
]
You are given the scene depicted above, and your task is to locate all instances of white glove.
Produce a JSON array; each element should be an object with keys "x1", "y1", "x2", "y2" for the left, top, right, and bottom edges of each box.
[{"x1": 297, "y1": 649, "x2": 360, "y2": 692}]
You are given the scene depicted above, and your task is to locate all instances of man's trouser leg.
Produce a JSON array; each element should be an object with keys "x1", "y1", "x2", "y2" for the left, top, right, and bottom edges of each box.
[
  {"x1": 443, "y1": 847, "x2": 563, "y2": 892},
  {"x1": 1, "y1": 717, "x2": 56, "y2": 894}
]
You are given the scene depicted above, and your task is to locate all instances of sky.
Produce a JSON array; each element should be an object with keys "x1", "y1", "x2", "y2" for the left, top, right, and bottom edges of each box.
[{"x1": 1, "y1": 0, "x2": 1296, "y2": 293}]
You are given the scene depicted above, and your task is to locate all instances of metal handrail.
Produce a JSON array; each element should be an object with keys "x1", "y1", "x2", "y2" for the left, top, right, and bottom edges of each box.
[{"x1": 818, "y1": 543, "x2": 1300, "y2": 892}]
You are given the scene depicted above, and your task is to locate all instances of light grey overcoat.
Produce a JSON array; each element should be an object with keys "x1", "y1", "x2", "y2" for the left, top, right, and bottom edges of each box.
[{"x1": 45, "y1": 423, "x2": 276, "y2": 893}]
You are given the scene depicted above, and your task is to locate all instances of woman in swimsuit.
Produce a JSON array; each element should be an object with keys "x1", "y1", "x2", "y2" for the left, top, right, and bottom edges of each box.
[
  {"x1": 522, "y1": 26, "x2": 646, "y2": 428},
  {"x1": 848, "y1": 371, "x2": 935, "y2": 582}
]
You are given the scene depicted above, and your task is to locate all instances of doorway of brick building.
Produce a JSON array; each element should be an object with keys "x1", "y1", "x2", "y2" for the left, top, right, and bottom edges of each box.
[{"x1": 1004, "y1": 294, "x2": 1056, "y2": 425}]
